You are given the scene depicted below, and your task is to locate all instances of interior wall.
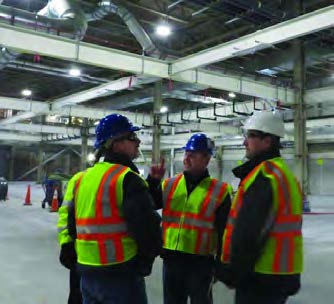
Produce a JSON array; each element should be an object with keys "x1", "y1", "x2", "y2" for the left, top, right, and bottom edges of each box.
[{"x1": 0, "y1": 146, "x2": 10, "y2": 178}]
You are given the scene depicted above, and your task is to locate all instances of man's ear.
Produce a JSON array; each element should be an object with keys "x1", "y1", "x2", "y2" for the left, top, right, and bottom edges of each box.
[{"x1": 263, "y1": 135, "x2": 272, "y2": 149}]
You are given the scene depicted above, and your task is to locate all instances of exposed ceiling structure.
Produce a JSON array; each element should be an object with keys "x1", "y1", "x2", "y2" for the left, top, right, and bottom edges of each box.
[{"x1": 0, "y1": 0, "x2": 333, "y2": 151}]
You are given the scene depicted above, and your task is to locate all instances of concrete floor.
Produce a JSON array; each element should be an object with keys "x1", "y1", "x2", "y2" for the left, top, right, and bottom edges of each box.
[{"x1": 0, "y1": 182, "x2": 333, "y2": 304}]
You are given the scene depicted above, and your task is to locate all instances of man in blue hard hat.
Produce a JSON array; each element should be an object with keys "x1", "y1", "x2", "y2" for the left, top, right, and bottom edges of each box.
[
  {"x1": 148, "y1": 133, "x2": 232, "y2": 304},
  {"x1": 58, "y1": 113, "x2": 162, "y2": 304}
]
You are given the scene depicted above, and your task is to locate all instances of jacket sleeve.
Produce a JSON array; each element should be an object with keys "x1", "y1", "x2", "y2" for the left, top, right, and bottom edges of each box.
[
  {"x1": 146, "y1": 174, "x2": 163, "y2": 210},
  {"x1": 214, "y1": 192, "x2": 232, "y2": 259},
  {"x1": 229, "y1": 173, "x2": 274, "y2": 286},
  {"x1": 57, "y1": 172, "x2": 83, "y2": 269},
  {"x1": 122, "y1": 172, "x2": 163, "y2": 259}
]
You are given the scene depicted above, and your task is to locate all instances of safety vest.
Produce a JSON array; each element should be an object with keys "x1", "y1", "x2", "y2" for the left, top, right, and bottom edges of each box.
[
  {"x1": 221, "y1": 157, "x2": 303, "y2": 274},
  {"x1": 74, "y1": 162, "x2": 139, "y2": 266},
  {"x1": 57, "y1": 171, "x2": 85, "y2": 246},
  {"x1": 162, "y1": 174, "x2": 232, "y2": 255}
]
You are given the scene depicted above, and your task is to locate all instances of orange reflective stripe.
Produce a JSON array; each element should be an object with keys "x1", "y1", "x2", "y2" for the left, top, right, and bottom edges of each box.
[
  {"x1": 273, "y1": 235, "x2": 294, "y2": 273},
  {"x1": 96, "y1": 164, "x2": 127, "y2": 220},
  {"x1": 264, "y1": 161, "x2": 292, "y2": 215},
  {"x1": 222, "y1": 224, "x2": 233, "y2": 262},
  {"x1": 201, "y1": 179, "x2": 216, "y2": 217},
  {"x1": 215, "y1": 183, "x2": 228, "y2": 209}
]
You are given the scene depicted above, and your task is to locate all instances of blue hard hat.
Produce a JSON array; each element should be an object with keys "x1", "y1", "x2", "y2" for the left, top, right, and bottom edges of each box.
[
  {"x1": 94, "y1": 114, "x2": 140, "y2": 149},
  {"x1": 183, "y1": 133, "x2": 214, "y2": 155}
]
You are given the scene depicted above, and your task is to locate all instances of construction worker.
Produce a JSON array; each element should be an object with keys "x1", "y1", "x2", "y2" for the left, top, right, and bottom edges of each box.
[
  {"x1": 58, "y1": 113, "x2": 162, "y2": 304},
  {"x1": 58, "y1": 171, "x2": 84, "y2": 304},
  {"x1": 217, "y1": 111, "x2": 303, "y2": 304},
  {"x1": 148, "y1": 133, "x2": 232, "y2": 304}
]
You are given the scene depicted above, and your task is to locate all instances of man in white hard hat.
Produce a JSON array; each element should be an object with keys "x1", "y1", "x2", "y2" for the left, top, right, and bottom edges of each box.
[{"x1": 217, "y1": 111, "x2": 303, "y2": 304}]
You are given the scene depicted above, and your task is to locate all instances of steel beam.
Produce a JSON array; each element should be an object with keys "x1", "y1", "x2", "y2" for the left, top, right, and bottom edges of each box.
[
  {"x1": 0, "y1": 23, "x2": 295, "y2": 102},
  {"x1": 171, "y1": 6, "x2": 334, "y2": 74}
]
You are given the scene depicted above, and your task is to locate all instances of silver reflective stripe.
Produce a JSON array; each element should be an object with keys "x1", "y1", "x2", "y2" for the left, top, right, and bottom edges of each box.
[
  {"x1": 272, "y1": 220, "x2": 302, "y2": 233},
  {"x1": 259, "y1": 207, "x2": 276, "y2": 238},
  {"x1": 162, "y1": 215, "x2": 179, "y2": 223},
  {"x1": 280, "y1": 238, "x2": 290, "y2": 272},
  {"x1": 204, "y1": 181, "x2": 225, "y2": 217},
  {"x1": 77, "y1": 223, "x2": 127, "y2": 234},
  {"x1": 199, "y1": 231, "x2": 209, "y2": 254},
  {"x1": 162, "y1": 176, "x2": 179, "y2": 208},
  {"x1": 105, "y1": 240, "x2": 117, "y2": 262},
  {"x1": 266, "y1": 162, "x2": 290, "y2": 214},
  {"x1": 57, "y1": 227, "x2": 67, "y2": 233},
  {"x1": 101, "y1": 165, "x2": 127, "y2": 218},
  {"x1": 163, "y1": 215, "x2": 213, "y2": 229},
  {"x1": 227, "y1": 217, "x2": 235, "y2": 226},
  {"x1": 63, "y1": 200, "x2": 74, "y2": 208}
]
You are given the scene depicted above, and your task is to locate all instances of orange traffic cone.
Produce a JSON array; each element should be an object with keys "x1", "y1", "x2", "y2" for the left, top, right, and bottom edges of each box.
[
  {"x1": 23, "y1": 184, "x2": 32, "y2": 206},
  {"x1": 49, "y1": 188, "x2": 59, "y2": 212}
]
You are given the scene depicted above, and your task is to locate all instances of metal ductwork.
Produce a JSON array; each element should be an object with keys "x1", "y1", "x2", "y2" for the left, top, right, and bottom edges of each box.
[
  {"x1": 0, "y1": 0, "x2": 87, "y2": 67},
  {"x1": 87, "y1": 0, "x2": 158, "y2": 56},
  {"x1": 0, "y1": 47, "x2": 18, "y2": 69},
  {"x1": 37, "y1": 0, "x2": 87, "y2": 39}
]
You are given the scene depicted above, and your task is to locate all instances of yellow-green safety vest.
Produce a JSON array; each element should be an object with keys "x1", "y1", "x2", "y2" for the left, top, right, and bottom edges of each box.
[
  {"x1": 221, "y1": 157, "x2": 303, "y2": 274},
  {"x1": 162, "y1": 174, "x2": 232, "y2": 255}
]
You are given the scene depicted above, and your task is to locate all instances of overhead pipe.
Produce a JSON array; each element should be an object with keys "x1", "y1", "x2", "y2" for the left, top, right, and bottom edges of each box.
[
  {"x1": 86, "y1": 0, "x2": 159, "y2": 56},
  {"x1": 0, "y1": 47, "x2": 17, "y2": 68},
  {"x1": 7, "y1": 61, "x2": 109, "y2": 84}
]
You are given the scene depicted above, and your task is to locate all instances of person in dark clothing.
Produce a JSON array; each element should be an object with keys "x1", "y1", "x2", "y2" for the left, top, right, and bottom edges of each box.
[
  {"x1": 148, "y1": 133, "x2": 232, "y2": 304},
  {"x1": 217, "y1": 111, "x2": 303, "y2": 304},
  {"x1": 58, "y1": 113, "x2": 162, "y2": 304}
]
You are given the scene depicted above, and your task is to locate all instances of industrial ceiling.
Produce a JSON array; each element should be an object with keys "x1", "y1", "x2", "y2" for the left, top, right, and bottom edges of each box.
[{"x1": 0, "y1": 0, "x2": 333, "y2": 151}]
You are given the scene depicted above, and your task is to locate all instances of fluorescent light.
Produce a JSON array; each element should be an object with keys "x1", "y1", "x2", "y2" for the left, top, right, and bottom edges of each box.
[
  {"x1": 160, "y1": 106, "x2": 168, "y2": 113},
  {"x1": 156, "y1": 24, "x2": 171, "y2": 37},
  {"x1": 69, "y1": 68, "x2": 81, "y2": 77},
  {"x1": 22, "y1": 89, "x2": 32, "y2": 97},
  {"x1": 228, "y1": 92, "x2": 236, "y2": 98}
]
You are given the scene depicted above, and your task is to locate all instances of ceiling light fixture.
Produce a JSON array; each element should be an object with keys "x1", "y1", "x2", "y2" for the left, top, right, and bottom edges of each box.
[
  {"x1": 160, "y1": 106, "x2": 168, "y2": 113},
  {"x1": 156, "y1": 24, "x2": 171, "y2": 37},
  {"x1": 228, "y1": 92, "x2": 236, "y2": 98},
  {"x1": 22, "y1": 89, "x2": 32, "y2": 97},
  {"x1": 69, "y1": 68, "x2": 81, "y2": 77}
]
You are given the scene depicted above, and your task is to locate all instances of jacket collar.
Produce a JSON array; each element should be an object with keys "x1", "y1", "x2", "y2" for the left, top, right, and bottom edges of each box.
[
  {"x1": 103, "y1": 152, "x2": 140, "y2": 174},
  {"x1": 233, "y1": 150, "x2": 281, "y2": 181}
]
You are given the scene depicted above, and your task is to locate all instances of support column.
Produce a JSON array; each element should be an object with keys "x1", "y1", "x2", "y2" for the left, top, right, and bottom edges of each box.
[
  {"x1": 169, "y1": 127, "x2": 175, "y2": 177},
  {"x1": 64, "y1": 152, "x2": 71, "y2": 175},
  {"x1": 292, "y1": 2, "x2": 308, "y2": 195},
  {"x1": 81, "y1": 118, "x2": 89, "y2": 170},
  {"x1": 215, "y1": 146, "x2": 223, "y2": 181},
  {"x1": 8, "y1": 146, "x2": 15, "y2": 181},
  {"x1": 152, "y1": 81, "x2": 162, "y2": 164}
]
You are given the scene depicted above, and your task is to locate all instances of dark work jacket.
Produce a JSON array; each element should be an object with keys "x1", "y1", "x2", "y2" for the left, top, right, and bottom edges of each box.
[
  {"x1": 216, "y1": 150, "x2": 301, "y2": 295},
  {"x1": 147, "y1": 169, "x2": 231, "y2": 266},
  {"x1": 67, "y1": 153, "x2": 162, "y2": 277}
]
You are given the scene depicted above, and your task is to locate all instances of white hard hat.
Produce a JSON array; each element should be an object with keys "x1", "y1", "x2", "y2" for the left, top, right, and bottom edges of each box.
[{"x1": 243, "y1": 111, "x2": 285, "y2": 138}]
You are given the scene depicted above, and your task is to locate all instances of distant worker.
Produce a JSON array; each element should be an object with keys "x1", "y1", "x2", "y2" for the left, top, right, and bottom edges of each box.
[
  {"x1": 218, "y1": 111, "x2": 303, "y2": 304},
  {"x1": 43, "y1": 169, "x2": 71, "y2": 209},
  {"x1": 149, "y1": 133, "x2": 232, "y2": 304},
  {"x1": 58, "y1": 113, "x2": 162, "y2": 304}
]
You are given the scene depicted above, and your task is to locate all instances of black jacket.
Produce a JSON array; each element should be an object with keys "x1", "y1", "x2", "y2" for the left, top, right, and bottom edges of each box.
[
  {"x1": 61, "y1": 153, "x2": 162, "y2": 277},
  {"x1": 216, "y1": 150, "x2": 301, "y2": 295},
  {"x1": 148, "y1": 169, "x2": 231, "y2": 265}
]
